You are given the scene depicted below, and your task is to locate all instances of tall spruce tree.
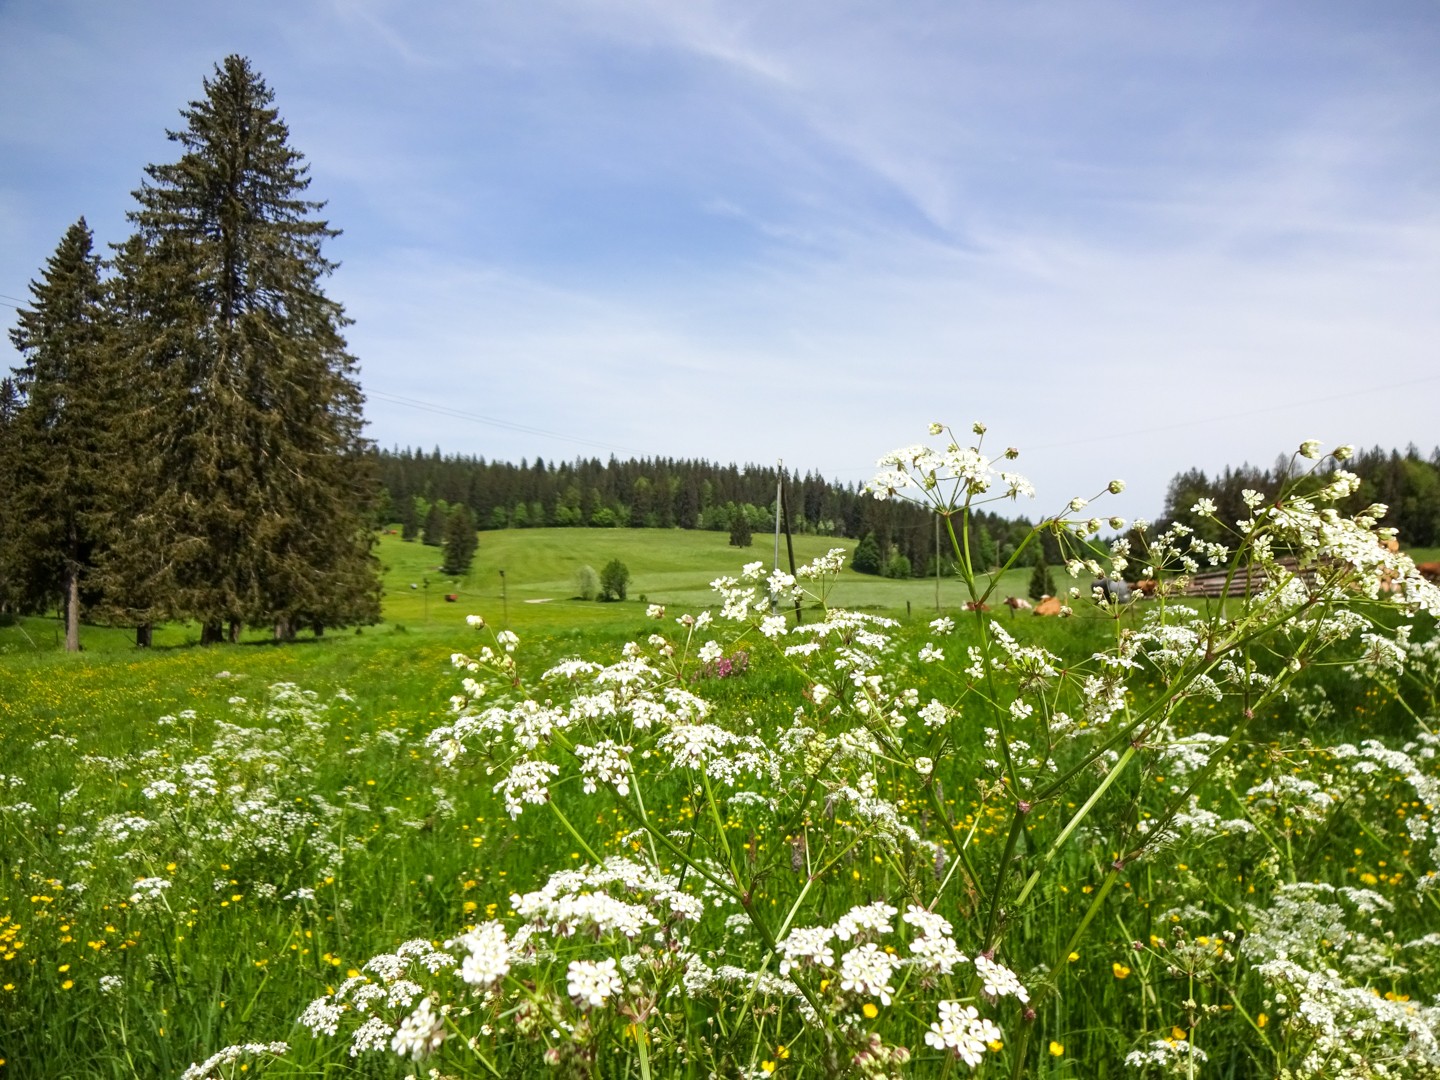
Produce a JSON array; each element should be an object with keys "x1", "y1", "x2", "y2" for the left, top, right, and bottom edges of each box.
[
  {"x1": 126, "y1": 55, "x2": 380, "y2": 643},
  {"x1": 5, "y1": 219, "x2": 113, "y2": 651}
]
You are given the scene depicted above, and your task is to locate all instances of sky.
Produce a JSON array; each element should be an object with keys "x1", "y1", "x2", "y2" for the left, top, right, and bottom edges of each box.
[{"x1": 2, "y1": 0, "x2": 1438, "y2": 521}]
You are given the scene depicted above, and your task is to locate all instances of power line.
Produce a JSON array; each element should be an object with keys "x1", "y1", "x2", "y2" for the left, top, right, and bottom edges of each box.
[
  {"x1": 817, "y1": 371, "x2": 1440, "y2": 480},
  {"x1": 1024, "y1": 372, "x2": 1440, "y2": 454}
]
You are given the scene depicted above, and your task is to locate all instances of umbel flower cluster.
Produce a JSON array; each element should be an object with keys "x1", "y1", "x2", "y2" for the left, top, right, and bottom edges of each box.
[{"x1": 276, "y1": 424, "x2": 1440, "y2": 1078}]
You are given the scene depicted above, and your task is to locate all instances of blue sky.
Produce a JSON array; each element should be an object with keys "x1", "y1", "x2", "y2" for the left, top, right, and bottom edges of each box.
[{"x1": 3, "y1": 1, "x2": 1438, "y2": 520}]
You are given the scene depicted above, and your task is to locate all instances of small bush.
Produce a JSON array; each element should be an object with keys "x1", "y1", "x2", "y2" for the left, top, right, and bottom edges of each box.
[
  {"x1": 884, "y1": 552, "x2": 912, "y2": 578},
  {"x1": 575, "y1": 565, "x2": 600, "y2": 601},
  {"x1": 599, "y1": 559, "x2": 630, "y2": 601}
]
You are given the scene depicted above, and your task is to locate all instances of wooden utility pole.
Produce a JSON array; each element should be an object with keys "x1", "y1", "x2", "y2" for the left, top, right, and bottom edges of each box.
[{"x1": 780, "y1": 466, "x2": 802, "y2": 625}]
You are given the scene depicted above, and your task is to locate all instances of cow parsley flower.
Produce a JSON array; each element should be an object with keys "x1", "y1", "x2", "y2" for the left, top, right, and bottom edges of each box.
[
  {"x1": 456, "y1": 922, "x2": 511, "y2": 988},
  {"x1": 180, "y1": 1043, "x2": 290, "y2": 1080},
  {"x1": 925, "y1": 1001, "x2": 1002, "y2": 1065},
  {"x1": 838, "y1": 943, "x2": 902, "y2": 1005},
  {"x1": 390, "y1": 997, "x2": 445, "y2": 1060},
  {"x1": 777, "y1": 925, "x2": 836, "y2": 975},
  {"x1": 493, "y1": 759, "x2": 560, "y2": 818},
  {"x1": 974, "y1": 955, "x2": 1029, "y2": 1002},
  {"x1": 567, "y1": 958, "x2": 621, "y2": 1009}
]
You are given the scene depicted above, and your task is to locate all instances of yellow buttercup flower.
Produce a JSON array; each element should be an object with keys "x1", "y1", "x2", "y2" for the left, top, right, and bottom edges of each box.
[
  {"x1": 1049, "y1": 1041, "x2": 1065, "y2": 1056},
  {"x1": 1113, "y1": 962, "x2": 1131, "y2": 979}
]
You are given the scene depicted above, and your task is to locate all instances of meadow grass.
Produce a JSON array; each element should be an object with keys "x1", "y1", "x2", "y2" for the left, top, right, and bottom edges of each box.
[
  {"x1": 4, "y1": 522, "x2": 1440, "y2": 1078},
  {"x1": 3, "y1": 599, "x2": 1435, "y2": 1077}
]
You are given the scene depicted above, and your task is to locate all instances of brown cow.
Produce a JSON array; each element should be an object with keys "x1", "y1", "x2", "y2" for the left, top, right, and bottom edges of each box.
[
  {"x1": 1004, "y1": 596, "x2": 1033, "y2": 611},
  {"x1": 1033, "y1": 596, "x2": 1063, "y2": 616},
  {"x1": 1417, "y1": 562, "x2": 1440, "y2": 583},
  {"x1": 963, "y1": 600, "x2": 990, "y2": 612}
]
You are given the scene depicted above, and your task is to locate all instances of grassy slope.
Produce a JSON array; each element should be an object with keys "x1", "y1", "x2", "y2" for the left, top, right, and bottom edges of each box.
[{"x1": 2, "y1": 527, "x2": 1039, "y2": 654}]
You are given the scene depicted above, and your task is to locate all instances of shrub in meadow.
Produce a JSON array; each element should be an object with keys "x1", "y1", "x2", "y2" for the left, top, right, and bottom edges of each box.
[
  {"x1": 576, "y1": 564, "x2": 600, "y2": 602},
  {"x1": 214, "y1": 425, "x2": 1440, "y2": 1077},
  {"x1": 600, "y1": 559, "x2": 630, "y2": 602}
]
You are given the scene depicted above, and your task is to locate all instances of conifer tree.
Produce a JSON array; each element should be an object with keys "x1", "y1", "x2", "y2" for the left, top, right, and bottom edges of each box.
[
  {"x1": 423, "y1": 503, "x2": 447, "y2": 546},
  {"x1": 400, "y1": 497, "x2": 420, "y2": 541},
  {"x1": 441, "y1": 505, "x2": 478, "y2": 575},
  {"x1": 125, "y1": 55, "x2": 380, "y2": 642},
  {"x1": 728, "y1": 507, "x2": 753, "y2": 547},
  {"x1": 88, "y1": 232, "x2": 186, "y2": 645},
  {"x1": 852, "y1": 531, "x2": 883, "y2": 575},
  {"x1": 5, "y1": 219, "x2": 112, "y2": 651}
]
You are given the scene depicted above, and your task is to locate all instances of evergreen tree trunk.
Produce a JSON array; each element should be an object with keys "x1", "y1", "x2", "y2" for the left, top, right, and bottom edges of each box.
[
  {"x1": 201, "y1": 620, "x2": 223, "y2": 645},
  {"x1": 136, "y1": 624, "x2": 152, "y2": 648},
  {"x1": 64, "y1": 564, "x2": 80, "y2": 653},
  {"x1": 229, "y1": 619, "x2": 242, "y2": 644}
]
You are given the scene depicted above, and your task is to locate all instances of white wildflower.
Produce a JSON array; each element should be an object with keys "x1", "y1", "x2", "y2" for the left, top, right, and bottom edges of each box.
[
  {"x1": 567, "y1": 958, "x2": 622, "y2": 1009},
  {"x1": 390, "y1": 997, "x2": 446, "y2": 1060}
]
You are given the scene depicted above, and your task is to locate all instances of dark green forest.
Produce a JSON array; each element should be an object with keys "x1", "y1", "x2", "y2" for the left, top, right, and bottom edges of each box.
[
  {"x1": 373, "y1": 447, "x2": 1057, "y2": 580},
  {"x1": 1159, "y1": 445, "x2": 1440, "y2": 547}
]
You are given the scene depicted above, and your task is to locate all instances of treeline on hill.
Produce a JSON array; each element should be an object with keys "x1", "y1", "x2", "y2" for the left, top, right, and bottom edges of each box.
[
  {"x1": 1158, "y1": 445, "x2": 1440, "y2": 549},
  {"x1": 375, "y1": 449, "x2": 1066, "y2": 579},
  {"x1": 0, "y1": 56, "x2": 379, "y2": 651}
]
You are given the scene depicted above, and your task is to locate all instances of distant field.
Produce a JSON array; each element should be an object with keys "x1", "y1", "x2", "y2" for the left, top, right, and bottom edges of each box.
[
  {"x1": 1, "y1": 527, "x2": 1040, "y2": 654},
  {"x1": 7, "y1": 524, "x2": 1432, "y2": 657},
  {"x1": 375, "y1": 527, "x2": 1039, "y2": 631}
]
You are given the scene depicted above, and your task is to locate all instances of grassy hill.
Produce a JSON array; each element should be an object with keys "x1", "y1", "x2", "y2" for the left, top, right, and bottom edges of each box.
[
  {"x1": 377, "y1": 527, "x2": 1032, "y2": 633},
  {"x1": 1, "y1": 527, "x2": 1038, "y2": 654}
]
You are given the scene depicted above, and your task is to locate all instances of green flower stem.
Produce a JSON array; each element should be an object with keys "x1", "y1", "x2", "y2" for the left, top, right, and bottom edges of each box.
[
  {"x1": 635, "y1": 1014, "x2": 653, "y2": 1080},
  {"x1": 1011, "y1": 744, "x2": 1137, "y2": 913},
  {"x1": 448, "y1": 1014, "x2": 504, "y2": 1078},
  {"x1": 774, "y1": 871, "x2": 818, "y2": 943},
  {"x1": 981, "y1": 810, "x2": 1027, "y2": 951},
  {"x1": 546, "y1": 799, "x2": 601, "y2": 864},
  {"x1": 700, "y1": 769, "x2": 743, "y2": 889},
  {"x1": 629, "y1": 771, "x2": 663, "y2": 869},
  {"x1": 924, "y1": 780, "x2": 983, "y2": 905}
]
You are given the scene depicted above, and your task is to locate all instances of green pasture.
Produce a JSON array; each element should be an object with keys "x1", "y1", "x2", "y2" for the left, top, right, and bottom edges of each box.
[
  {"x1": 1, "y1": 534, "x2": 1436, "y2": 1077},
  {"x1": 1, "y1": 527, "x2": 1044, "y2": 655},
  {"x1": 375, "y1": 527, "x2": 1040, "y2": 631}
]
